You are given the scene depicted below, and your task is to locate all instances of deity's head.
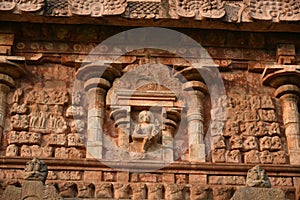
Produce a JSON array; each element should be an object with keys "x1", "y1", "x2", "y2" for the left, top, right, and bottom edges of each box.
[{"x1": 138, "y1": 110, "x2": 153, "y2": 123}]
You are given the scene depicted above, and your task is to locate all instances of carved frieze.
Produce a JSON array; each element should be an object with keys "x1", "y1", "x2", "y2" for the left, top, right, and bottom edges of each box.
[
  {"x1": 0, "y1": 0, "x2": 44, "y2": 13},
  {"x1": 245, "y1": 0, "x2": 300, "y2": 22},
  {"x1": 170, "y1": 0, "x2": 226, "y2": 20},
  {"x1": 124, "y1": 1, "x2": 160, "y2": 19},
  {"x1": 69, "y1": 0, "x2": 127, "y2": 17},
  {"x1": 211, "y1": 94, "x2": 288, "y2": 164}
]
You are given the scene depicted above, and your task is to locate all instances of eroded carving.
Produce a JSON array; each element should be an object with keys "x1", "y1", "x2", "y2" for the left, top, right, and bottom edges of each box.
[
  {"x1": 113, "y1": 183, "x2": 130, "y2": 199},
  {"x1": 147, "y1": 183, "x2": 163, "y2": 200},
  {"x1": 95, "y1": 183, "x2": 113, "y2": 198},
  {"x1": 190, "y1": 185, "x2": 210, "y2": 200},
  {"x1": 245, "y1": 0, "x2": 300, "y2": 22},
  {"x1": 6, "y1": 144, "x2": 18, "y2": 156},
  {"x1": 244, "y1": 150, "x2": 260, "y2": 164},
  {"x1": 24, "y1": 157, "x2": 48, "y2": 183},
  {"x1": 246, "y1": 165, "x2": 271, "y2": 188},
  {"x1": 130, "y1": 110, "x2": 161, "y2": 153},
  {"x1": 124, "y1": 1, "x2": 160, "y2": 19},
  {"x1": 172, "y1": 0, "x2": 225, "y2": 20},
  {"x1": 69, "y1": 0, "x2": 127, "y2": 17}
]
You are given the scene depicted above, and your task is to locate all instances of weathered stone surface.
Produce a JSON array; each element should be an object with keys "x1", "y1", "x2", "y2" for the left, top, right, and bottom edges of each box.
[{"x1": 230, "y1": 187, "x2": 286, "y2": 200}]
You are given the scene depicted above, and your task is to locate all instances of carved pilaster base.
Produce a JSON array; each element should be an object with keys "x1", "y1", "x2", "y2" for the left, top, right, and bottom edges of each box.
[
  {"x1": 288, "y1": 149, "x2": 300, "y2": 165},
  {"x1": 86, "y1": 141, "x2": 102, "y2": 159},
  {"x1": 163, "y1": 147, "x2": 173, "y2": 162},
  {"x1": 189, "y1": 144, "x2": 205, "y2": 162}
]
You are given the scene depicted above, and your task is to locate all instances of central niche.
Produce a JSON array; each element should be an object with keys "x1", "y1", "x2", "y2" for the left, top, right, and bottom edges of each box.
[{"x1": 105, "y1": 63, "x2": 184, "y2": 161}]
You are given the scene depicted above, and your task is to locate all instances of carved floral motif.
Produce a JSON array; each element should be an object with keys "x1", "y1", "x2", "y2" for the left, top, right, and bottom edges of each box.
[
  {"x1": 69, "y1": 0, "x2": 127, "y2": 17},
  {"x1": 172, "y1": 0, "x2": 225, "y2": 19},
  {"x1": 246, "y1": 0, "x2": 300, "y2": 22}
]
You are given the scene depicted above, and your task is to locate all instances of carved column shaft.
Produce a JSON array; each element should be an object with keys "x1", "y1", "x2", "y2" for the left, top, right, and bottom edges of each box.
[
  {"x1": 0, "y1": 74, "x2": 14, "y2": 141},
  {"x1": 183, "y1": 81, "x2": 207, "y2": 162},
  {"x1": 162, "y1": 120, "x2": 175, "y2": 162},
  {"x1": 84, "y1": 78, "x2": 111, "y2": 159},
  {"x1": 275, "y1": 84, "x2": 300, "y2": 164}
]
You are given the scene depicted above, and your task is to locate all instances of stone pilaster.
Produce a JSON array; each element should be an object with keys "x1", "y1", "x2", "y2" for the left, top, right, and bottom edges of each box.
[
  {"x1": 110, "y1": 106, "x2": 131, "y2": 158},
  {"x1": 76, "y1": 63, "x2": 120, "y2": 159},
  {"x1": 0, "y1": 54, "x2": 26, "y2": 143},
  {"x1": 0, "y1": 74, "x2": 14, "y2": 140},
  {"x1": 262, "y1": 49, "x2": 300, "y2": 164},
  {"x1": 183, "y1": 81, "x2": 207, "y2": 162},
  {"x1": 162, "y1": 108, "x2": 181, "y2": 162},
  {"x1": 275, "y1": 84, "x2": 300, "y2": 164}
]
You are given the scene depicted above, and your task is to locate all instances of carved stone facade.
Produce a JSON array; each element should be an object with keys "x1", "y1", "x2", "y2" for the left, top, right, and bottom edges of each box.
[{"x1": 0, "y1": 3, "x2": 300, "y2": 200}]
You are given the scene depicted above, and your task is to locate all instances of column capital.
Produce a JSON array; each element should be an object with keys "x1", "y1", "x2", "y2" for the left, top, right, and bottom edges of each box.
[
  {"x1": 84, "y1": 77, "x2": 111, "y2": 91},
  {"x1": 76, "y1": 62, "x2": 121, "y2": 83},
  {"x1": 275, "y1": 84, "x2": 300, "y2": 99},
  {"x1": 182, "y1": 80, "x2": 207, "y2": 94},
  {"x1": 0, "y1": 73, "x2": 15, "y2": 88},
  {"x1": 262, "y1": 65, "x2": 300, "y2": 88}
]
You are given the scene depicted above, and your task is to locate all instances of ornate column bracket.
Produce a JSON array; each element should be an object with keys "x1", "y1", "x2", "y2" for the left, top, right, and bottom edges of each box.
[
  {"x1": 183, "y1": 80, "x2": 207, "y2": 162},
  {"x1": 76, "y1": 63, "x2": 121, "y2": 159},
  {"x1": 262, "y1": 44, "x2": 300, "y2": 164}
]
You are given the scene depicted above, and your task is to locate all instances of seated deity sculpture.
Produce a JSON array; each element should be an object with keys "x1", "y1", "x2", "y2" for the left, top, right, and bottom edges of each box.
[
  {"x1": 131, "y1": 110, "x2": 160, "y2": 153},
  {"x1": 246, "y1": 165, "x2": 271, "y2": 188}
]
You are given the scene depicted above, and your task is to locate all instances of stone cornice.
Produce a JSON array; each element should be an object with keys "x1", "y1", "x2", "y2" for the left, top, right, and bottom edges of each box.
[
  {"x1": 1, "y1": 157, "x2": 300, "y2": 176},
  {"x1": 0, "y1": 0, "x2": 300, "y2": 26}
]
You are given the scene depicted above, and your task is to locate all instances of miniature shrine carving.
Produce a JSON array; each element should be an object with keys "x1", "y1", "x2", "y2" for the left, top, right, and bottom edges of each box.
[{"x1": 246, "y1": 165, "x2": 271, "y2": 188}]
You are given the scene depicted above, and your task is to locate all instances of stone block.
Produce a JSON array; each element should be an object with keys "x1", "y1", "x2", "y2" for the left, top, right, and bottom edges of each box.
[
  {"x1": 231, "y1": 187, "x2": 286, "y2": 200},
  {"x1": 189, "y1": 174, "x2": 207, "y2": 184}
]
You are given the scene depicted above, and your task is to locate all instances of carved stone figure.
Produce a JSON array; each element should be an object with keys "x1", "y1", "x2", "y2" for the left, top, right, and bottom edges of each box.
[
  {"x1": 271, "y1": 136, "x2": 282, "y2": 150},
  {"x1": 212, "y1": 186, "x2": 234, "y2": 200},
  {"x1": 243, "y1": 136, "x2": 258, "y2": 151},
  {"x1": 259, "y1": 136, "x2": 271, "y2": 151},
  {"x1": 190, "y1": 185, "x2": 210, "y2": 200},
  {"x1": 59, "y1": 182, "x2": 78, "y2": 198},
  {"x1": 95, "y1": 183, "x2": 113, "y2": 198},
  {"x1": 229, "y1": 135, "x2": 243, "y2": 149},
  {"x1": 269, "y1": 122, "x2": 281, "y2": 136},
  {"x1": 246, "y1": 165, "x2": 271, "y2": 188},
  {"x1": 224, "y1": 121, "x2": 239, "y2": 136},
  {"x1": 24, "y1": 157, "x2": 48, "y2": 183},
  {"x1": 212, "y1": 148, "x2": 226, "y2": 163},
  {"x1": 131, "y1": 183, "x2": 146, "y2": 200},
  {"x1": 165, "y1": 184, "x2": 184, "y2": 200},
  {"x1": 260, "y1": 150, "x2": 273, "y2": 164},
  {"x1": 20, "y1": 145, "x2": 32, "y2": 157},
  {"x1": 113, "y1": 183, "x2": 131, "y2": 199},
  {"x1": 273, "y1": 151, "x2": 287, "y2": 164},
  {"x1": 213, "y1": 135, "x2": 226, "y2": 149},
  {"x1": 31, "y1": 145, "x2": 43, "y2": 157},
  {"x1": 77, "y1": 183, "x2": 94, "y2": 198},
  {"x1": 244, "y1": 150, "x2": 260, "y2": 164},
  {"x1": 67, "y1": 133, "x2": 84, "y2": 147},
  {"x1": 130, "y1": 110, "x2": 161, "y2": 153},
  {"x1": 8, "y1": 131, "x2": 19, "y2": 144},
  {"x1": 147, "y1": 184, "x2": 163, "y2": 200},
  {"x1": 226, "y1": 150, "x2": 241, "y2": 163},
  {"x1": 10, "y1": 114, "x2": 29, "y2": 130},
  {"x1": 6, "y1": 144, "x2": 18, "y2": 156},
  {"x1": 49, "y1": 133, "x2": 67, "y2": 146}
]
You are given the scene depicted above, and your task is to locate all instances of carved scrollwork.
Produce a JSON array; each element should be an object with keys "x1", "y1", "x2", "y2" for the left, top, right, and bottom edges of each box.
[
  {"x1": 16, "y1": 0, "x2": 45, "y2": 12},
  {"x1": 124, "y1": 1, "x2": 160, "y2": 19},
  {"x1": 69, "y1": 0, "x2": 127, "y2": 17},
  {"x1": 0, "y1": 0, "x2": 16, "y2": 11},
  {"x1": 173, "y1": 0, "x2": 225, "y2": 20},
  {"x1": 245, "y1": 0, "x2": 300, "y2": 22}
]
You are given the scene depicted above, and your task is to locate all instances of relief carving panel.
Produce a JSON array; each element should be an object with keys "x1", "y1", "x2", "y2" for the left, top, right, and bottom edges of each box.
[
  {"x1": 211, "y1": 94, "x2": 289, "y2": 164},
  {"x1": 5, "y1": 88, "x2": 85, "y2": 159}
]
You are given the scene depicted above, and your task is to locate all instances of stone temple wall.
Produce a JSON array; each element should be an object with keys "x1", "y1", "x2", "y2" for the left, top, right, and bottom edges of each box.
[{"x1": 0, "y1": 21, "x2": 299, "y2": 200}]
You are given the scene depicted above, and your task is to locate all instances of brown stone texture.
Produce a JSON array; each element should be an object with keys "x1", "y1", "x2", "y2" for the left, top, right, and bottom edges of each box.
[
  {"x1": 230, "y1": 187, "x2": 286, "y2": 200},
  {"x1": 0, "y1": 1, "x2": 300, "y2": 198}
]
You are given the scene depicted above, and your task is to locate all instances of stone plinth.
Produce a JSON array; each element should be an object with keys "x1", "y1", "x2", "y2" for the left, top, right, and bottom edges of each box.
[{"x1": 230, "y1": 187, "x2": 286, "y2": 200}]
